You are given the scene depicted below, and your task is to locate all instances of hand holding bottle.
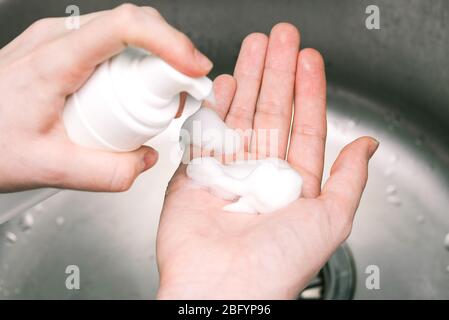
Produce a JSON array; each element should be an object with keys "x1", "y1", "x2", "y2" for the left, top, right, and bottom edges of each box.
[{"x1": 0, "y1": 4, "x2": 212, "y2": 192}]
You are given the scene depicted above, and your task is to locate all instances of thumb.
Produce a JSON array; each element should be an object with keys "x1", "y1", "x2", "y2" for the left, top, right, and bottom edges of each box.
[
  {"x1": 49, "y1": 145, "x2": 158, "y2": 192},
  {"x1": 320, "y1": 136, "x2": 379, "y2": 223}
]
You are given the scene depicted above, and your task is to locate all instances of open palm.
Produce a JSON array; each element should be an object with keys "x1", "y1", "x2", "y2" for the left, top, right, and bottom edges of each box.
[{"x1": 156, "y1": 23, "x2": 378, "y2": 299}]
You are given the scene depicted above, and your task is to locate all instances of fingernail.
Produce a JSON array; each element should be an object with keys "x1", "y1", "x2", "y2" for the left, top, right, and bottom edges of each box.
[
  {"x1": 143, "y1": 149, "x2": 159, "y2": 171},
  {"x1": 368, "y1": 138, "x2": 380, "y2": 159},
  {"x1": 194, "y1": 48, "x2": 213, "y2": 71}
]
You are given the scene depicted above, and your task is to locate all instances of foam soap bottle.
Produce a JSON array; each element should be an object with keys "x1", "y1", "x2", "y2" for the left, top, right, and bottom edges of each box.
[
  {"x1": 0, "y1": 47, "x2": 213, "y2": 224},
  {"x1": 63, "y1": 47, "x2": 213, "y2": 151}
]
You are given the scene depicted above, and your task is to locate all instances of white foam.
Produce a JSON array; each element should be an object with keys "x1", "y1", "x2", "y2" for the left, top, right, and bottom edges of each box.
[
  {"x1": 181, "y1": 107, "x2": 241, "y2": 155},
  {"x1": 182, "y1": 108, "x2": 303, "y2": 214},
  {"x1": 186, "y1": 157, "x2": 302, "y2": 214}
]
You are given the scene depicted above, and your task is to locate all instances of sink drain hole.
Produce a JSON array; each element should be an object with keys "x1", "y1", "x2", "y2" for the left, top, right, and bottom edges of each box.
[{"x1": 298, "y1": 244, "x2": 356, "y2": 300}]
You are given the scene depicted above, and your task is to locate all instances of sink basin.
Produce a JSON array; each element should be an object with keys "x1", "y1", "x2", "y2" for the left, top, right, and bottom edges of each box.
[{"x1": 0, "y1": 0, "x2": 448, "y2": 299}]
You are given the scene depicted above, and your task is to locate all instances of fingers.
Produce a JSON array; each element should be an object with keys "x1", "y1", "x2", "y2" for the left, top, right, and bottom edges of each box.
[
  {"x1": 41, "y1": 143, "x2": 158, "y2": 192},
  {"x1": 250, "y1": 23, "x2": 300, "y2": 159},
  {"x1": 287, "y1": 48, "x2": 327, "y2": 198},
  {"x1": 32, "y1": 4, "x2": 212, "y2": 93},
  {"x1": 225, "y1": 33, "x2": 268, "y2": 148},
  {"x1": 320, "y1": 137, "x2": 379, "y2": 228},
  {"x1": 205, "y1": 74, "x2": 237, "y2": 120}
]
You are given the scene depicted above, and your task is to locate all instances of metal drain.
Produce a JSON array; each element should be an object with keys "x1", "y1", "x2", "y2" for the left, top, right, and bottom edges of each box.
[{"x1": 298, "y1": 244, "x2": 356, "y2": 300}]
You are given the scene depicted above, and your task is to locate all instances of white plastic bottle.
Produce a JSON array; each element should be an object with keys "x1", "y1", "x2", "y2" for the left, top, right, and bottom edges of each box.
[
  {"x1": 0, "y1": 47, "x2": 213, "y2": 224},
  {"x1": 63, "y1": 47, "x2": 213, "y2": 151}
]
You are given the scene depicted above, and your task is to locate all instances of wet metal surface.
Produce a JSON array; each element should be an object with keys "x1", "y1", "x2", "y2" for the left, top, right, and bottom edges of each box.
[{"x1": 0, "y1": 0, "x2": 448, "y2": 299}]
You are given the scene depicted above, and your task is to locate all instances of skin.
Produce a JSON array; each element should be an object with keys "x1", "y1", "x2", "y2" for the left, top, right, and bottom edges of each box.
[
  {"x1": 0, "y1": 4, "x2": 212, "y2": 192},
  {"x1": 157, "y1": 23, "x2": 379, "y2": 299},
  {"x1": 1, "y1": 5, "x2": 378, "y2": 300}
]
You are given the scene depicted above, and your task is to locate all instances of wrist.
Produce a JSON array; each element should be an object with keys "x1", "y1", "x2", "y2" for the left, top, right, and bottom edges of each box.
[
  {"x1": 157, "y1": 276, "x2": 301, "y2": 300},
  {"x1": 157, "y1": 277, "x2": 238, "y2": 300}
]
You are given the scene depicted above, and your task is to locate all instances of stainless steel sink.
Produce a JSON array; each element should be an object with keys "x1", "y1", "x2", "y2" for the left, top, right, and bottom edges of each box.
[{"x1": 0, "y1": 0, "x2": 448, "y2": 299}]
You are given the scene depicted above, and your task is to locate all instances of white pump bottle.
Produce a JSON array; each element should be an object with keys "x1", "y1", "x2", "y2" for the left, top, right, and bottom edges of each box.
[
  {"x1": 0, "y1": 47, "x2": 213, "y2": 224},
  {"x1": 63, "y1": 47, "x2": 213, "y2": 152}
]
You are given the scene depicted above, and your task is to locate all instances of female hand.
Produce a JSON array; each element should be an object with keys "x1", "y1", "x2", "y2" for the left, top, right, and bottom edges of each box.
[
  {"x1": 0, "y1": 4, "x2": 212, "y2": 192},
  {"x1": 156, "y1": 23, "x2": 378, "y2": 299}
]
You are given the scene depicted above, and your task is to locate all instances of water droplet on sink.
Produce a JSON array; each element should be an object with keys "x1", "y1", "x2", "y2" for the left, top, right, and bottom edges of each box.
[
  {"x1": 444, "y1": 233, "x2": 449, "y2": 251},
  {"x1": 332, "y1": 120, "x2": 344, "y2": 133},
  {"x1": 385, "y1": 184, "x2": 397, "y2": 195},
  {"x1": 346, "y1": 119, "x2": 357, "y2": 129},
  {"x1": 56, "y1": 216, "x2": 65, "y2": 226},
  {"x1": 384, "y1": 167, "x2": 395, "y2": 177},
  {"x1": 389, "y1": 154, "x2": 399, "y2": 164},
  {"x1": 5, "y1": 231, "x2": 17, "y2": 244},
  {"x1": 416, "y1": 214, "x2": 425, "y2": 224},
  {"x1": 387, "y1": 195, "x2": 402, "y2": 206},
  {"x1": 20, "y1": 213, "x2": 34, "y2": 231},
  {"x1": 33, "y1": 203, "x2": 45, "y2": 212}
]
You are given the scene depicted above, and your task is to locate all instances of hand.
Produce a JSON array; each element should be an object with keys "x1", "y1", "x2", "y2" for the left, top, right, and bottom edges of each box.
[
  {"x1": 0, "y1": 4, "x2": 212, "y2": 192},
  {"x1": 156, "y1": 23, "x2": 379, "y2": 299}
]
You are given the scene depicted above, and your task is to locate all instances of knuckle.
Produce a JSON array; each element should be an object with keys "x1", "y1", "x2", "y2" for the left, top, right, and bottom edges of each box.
[
  {"x1": 142, "y1": 6, "x2": 161, "y2": 17},
  {"x1": 172, "y1": 32, "x2": 195, "y2": 54},
  {"x1": 114, "y1": 3, "x2": 142, "y2": 25},
  {"x1": 29, "y1": 45, "x2": 82, "y2": 86},
  {"x1": 257, "y1": 100, "x2": 290, "y2": 117},
  {"x1": 227, "y1": 104, "x2": 254, "y2": 123},
  {"x1": 28, "y1": 18, "x2": 56, "y2": 33},
  {"x1": 293, "y1": 123, "x2": 326, "y2": 141}
]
